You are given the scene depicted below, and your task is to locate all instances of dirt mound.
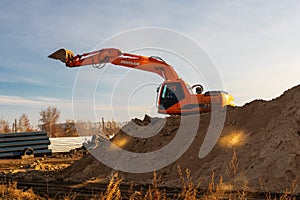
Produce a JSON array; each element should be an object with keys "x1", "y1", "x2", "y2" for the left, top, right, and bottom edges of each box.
[{"x1": 62, "y1": 85, "x2": 300, "y2": 193}]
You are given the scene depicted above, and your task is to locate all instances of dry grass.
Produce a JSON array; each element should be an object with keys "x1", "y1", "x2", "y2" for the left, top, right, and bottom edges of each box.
[
  {"x1": 0, "y1": 173, "x2": 298, "y2": 200},
  {"x1": 260, "y1": 177, "x2": 298, "y2": 200},
  {"x1": 0, "y1": 150, "x2": 298, "y2": 199},
  {"x1": 0, "y1": 181, "x2": 43, "y2": 200},
  {"x1": 98, "y1": 172, "x2": 122, "y2": 200}
]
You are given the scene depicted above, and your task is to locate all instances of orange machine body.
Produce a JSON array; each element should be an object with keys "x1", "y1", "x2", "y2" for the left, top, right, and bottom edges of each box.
[{"x1": 157, "y1": 79, "x2": 234, "y2": 114}]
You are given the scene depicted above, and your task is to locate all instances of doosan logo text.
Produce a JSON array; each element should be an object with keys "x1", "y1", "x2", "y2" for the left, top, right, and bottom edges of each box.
[{"x1": 120, "y1": 60, "x2": 139, "y2": 66}]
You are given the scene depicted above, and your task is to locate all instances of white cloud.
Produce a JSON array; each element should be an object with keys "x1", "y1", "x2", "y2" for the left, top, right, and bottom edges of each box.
[
  {"x1": 0, "y1": 95, "x2": 36, "y2": 105},
  {"x1": 0, "y1": 95, "x2": 72, "y2": 107},
  {"x1": 0, "y1": 75, "x2": 45, "y2": 85}
]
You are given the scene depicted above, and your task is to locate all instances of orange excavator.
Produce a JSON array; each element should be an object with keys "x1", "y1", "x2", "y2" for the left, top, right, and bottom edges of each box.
[{"x1": 48, "y1": 48, "x2": 234, "y2": 115}]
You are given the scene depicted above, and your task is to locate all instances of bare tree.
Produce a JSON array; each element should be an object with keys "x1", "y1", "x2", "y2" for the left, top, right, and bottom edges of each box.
[
  {"x1": 64, "y1": 119, "x2": 78, "y2": 137},
  {"x1": 0, "y1": 119, "x2": 10, "y2": 133},
  {"x1": 18, "y1": 113, "x2": 32, "y2": 132},
  {"x1": 39, "y1": 106, "x2": 60, "y2": 137}
]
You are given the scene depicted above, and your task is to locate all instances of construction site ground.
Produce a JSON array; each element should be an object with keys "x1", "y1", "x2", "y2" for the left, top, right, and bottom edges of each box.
[
  {"x1": 0, "y1": 84, "x2": 300, "y2": 199},
  {"x1": 0, "y1": 151, "x2": 280, "y2": 200}
]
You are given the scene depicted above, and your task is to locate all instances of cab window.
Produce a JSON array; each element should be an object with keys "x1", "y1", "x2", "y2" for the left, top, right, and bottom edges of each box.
[{"x1": 159, "y1": 82, "x2": 185, "y2": 109}]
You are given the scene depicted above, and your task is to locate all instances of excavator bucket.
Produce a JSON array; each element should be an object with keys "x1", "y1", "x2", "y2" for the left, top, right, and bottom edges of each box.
[{"x1": 48, "y1": 48, "x2": 74, "y2": 63}]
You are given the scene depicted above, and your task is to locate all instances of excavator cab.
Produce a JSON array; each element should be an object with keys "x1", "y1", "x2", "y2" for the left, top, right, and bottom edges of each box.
[
  {"x1": 157, "y1": 80, "x2": 235, "y2": 115},
  {"x1": 158, "y1": 82, "x2": 185, "y2": 111}
]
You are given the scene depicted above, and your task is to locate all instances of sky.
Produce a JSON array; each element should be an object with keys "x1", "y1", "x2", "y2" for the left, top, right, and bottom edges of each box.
[{"x1": 0, "y1": 1, "x2": 299, "y2": 127}]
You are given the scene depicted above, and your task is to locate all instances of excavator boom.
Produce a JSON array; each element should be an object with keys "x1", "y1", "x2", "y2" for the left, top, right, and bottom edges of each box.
[{"x1": 48, "y1": 48, "x2": 179, "y2": 81}]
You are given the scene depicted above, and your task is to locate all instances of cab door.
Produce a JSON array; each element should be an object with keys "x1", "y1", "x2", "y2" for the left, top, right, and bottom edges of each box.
[{"x1": 158, "y1": 82, "x2": 185, "y2": 111}]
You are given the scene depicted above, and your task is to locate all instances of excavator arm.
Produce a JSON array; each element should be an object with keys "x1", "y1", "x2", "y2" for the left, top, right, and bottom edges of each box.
[{"x1": 48, "y1": 48, "x2": 179, "y2": 81}]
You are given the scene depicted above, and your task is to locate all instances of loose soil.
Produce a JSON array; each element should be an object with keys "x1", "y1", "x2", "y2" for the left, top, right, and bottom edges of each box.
[
  {"x1": 62, "y1": 84, "x2": 300, "y2": 194},
  {"x1": 1, "y1": 84, "x2": 300, "y2": 199}
]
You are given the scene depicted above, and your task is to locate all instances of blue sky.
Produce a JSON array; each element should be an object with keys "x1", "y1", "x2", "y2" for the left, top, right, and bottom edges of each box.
[{"x1": 0, "y1": 1, "x2": 300, "y2": 126}]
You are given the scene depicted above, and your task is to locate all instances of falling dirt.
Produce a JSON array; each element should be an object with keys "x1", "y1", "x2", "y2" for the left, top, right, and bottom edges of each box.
[{"x1": 60, "y1": 85, "x2": 300, "y2": 194}]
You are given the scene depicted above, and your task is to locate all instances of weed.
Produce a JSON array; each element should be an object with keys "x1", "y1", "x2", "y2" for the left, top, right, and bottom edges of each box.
[
  {"x1": 0, "y1": 150, "x2": 298, "y2": 199},
  {"x1": 0, "y1": 181, "x2": 43, "y2": 200}
]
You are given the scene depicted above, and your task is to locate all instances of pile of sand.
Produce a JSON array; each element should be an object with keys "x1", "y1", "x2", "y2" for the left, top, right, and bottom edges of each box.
[{"x1": 61, "y1": 85, "x2": 300, "y2": 193}]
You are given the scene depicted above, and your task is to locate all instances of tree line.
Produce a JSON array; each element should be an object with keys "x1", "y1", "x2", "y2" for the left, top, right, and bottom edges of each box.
[
  {"x1": 0, "y1": 106, "x2": 121, "y2": 138},
  {"x1": 0, "y1": 113, "x2": 34, "y2": 133},
  {"x1": 0, "y1": 106, "x2": 78, "y2": 137},
  {"x1": 0, "y1": 106, "x2": 74, "y2": 136}
]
